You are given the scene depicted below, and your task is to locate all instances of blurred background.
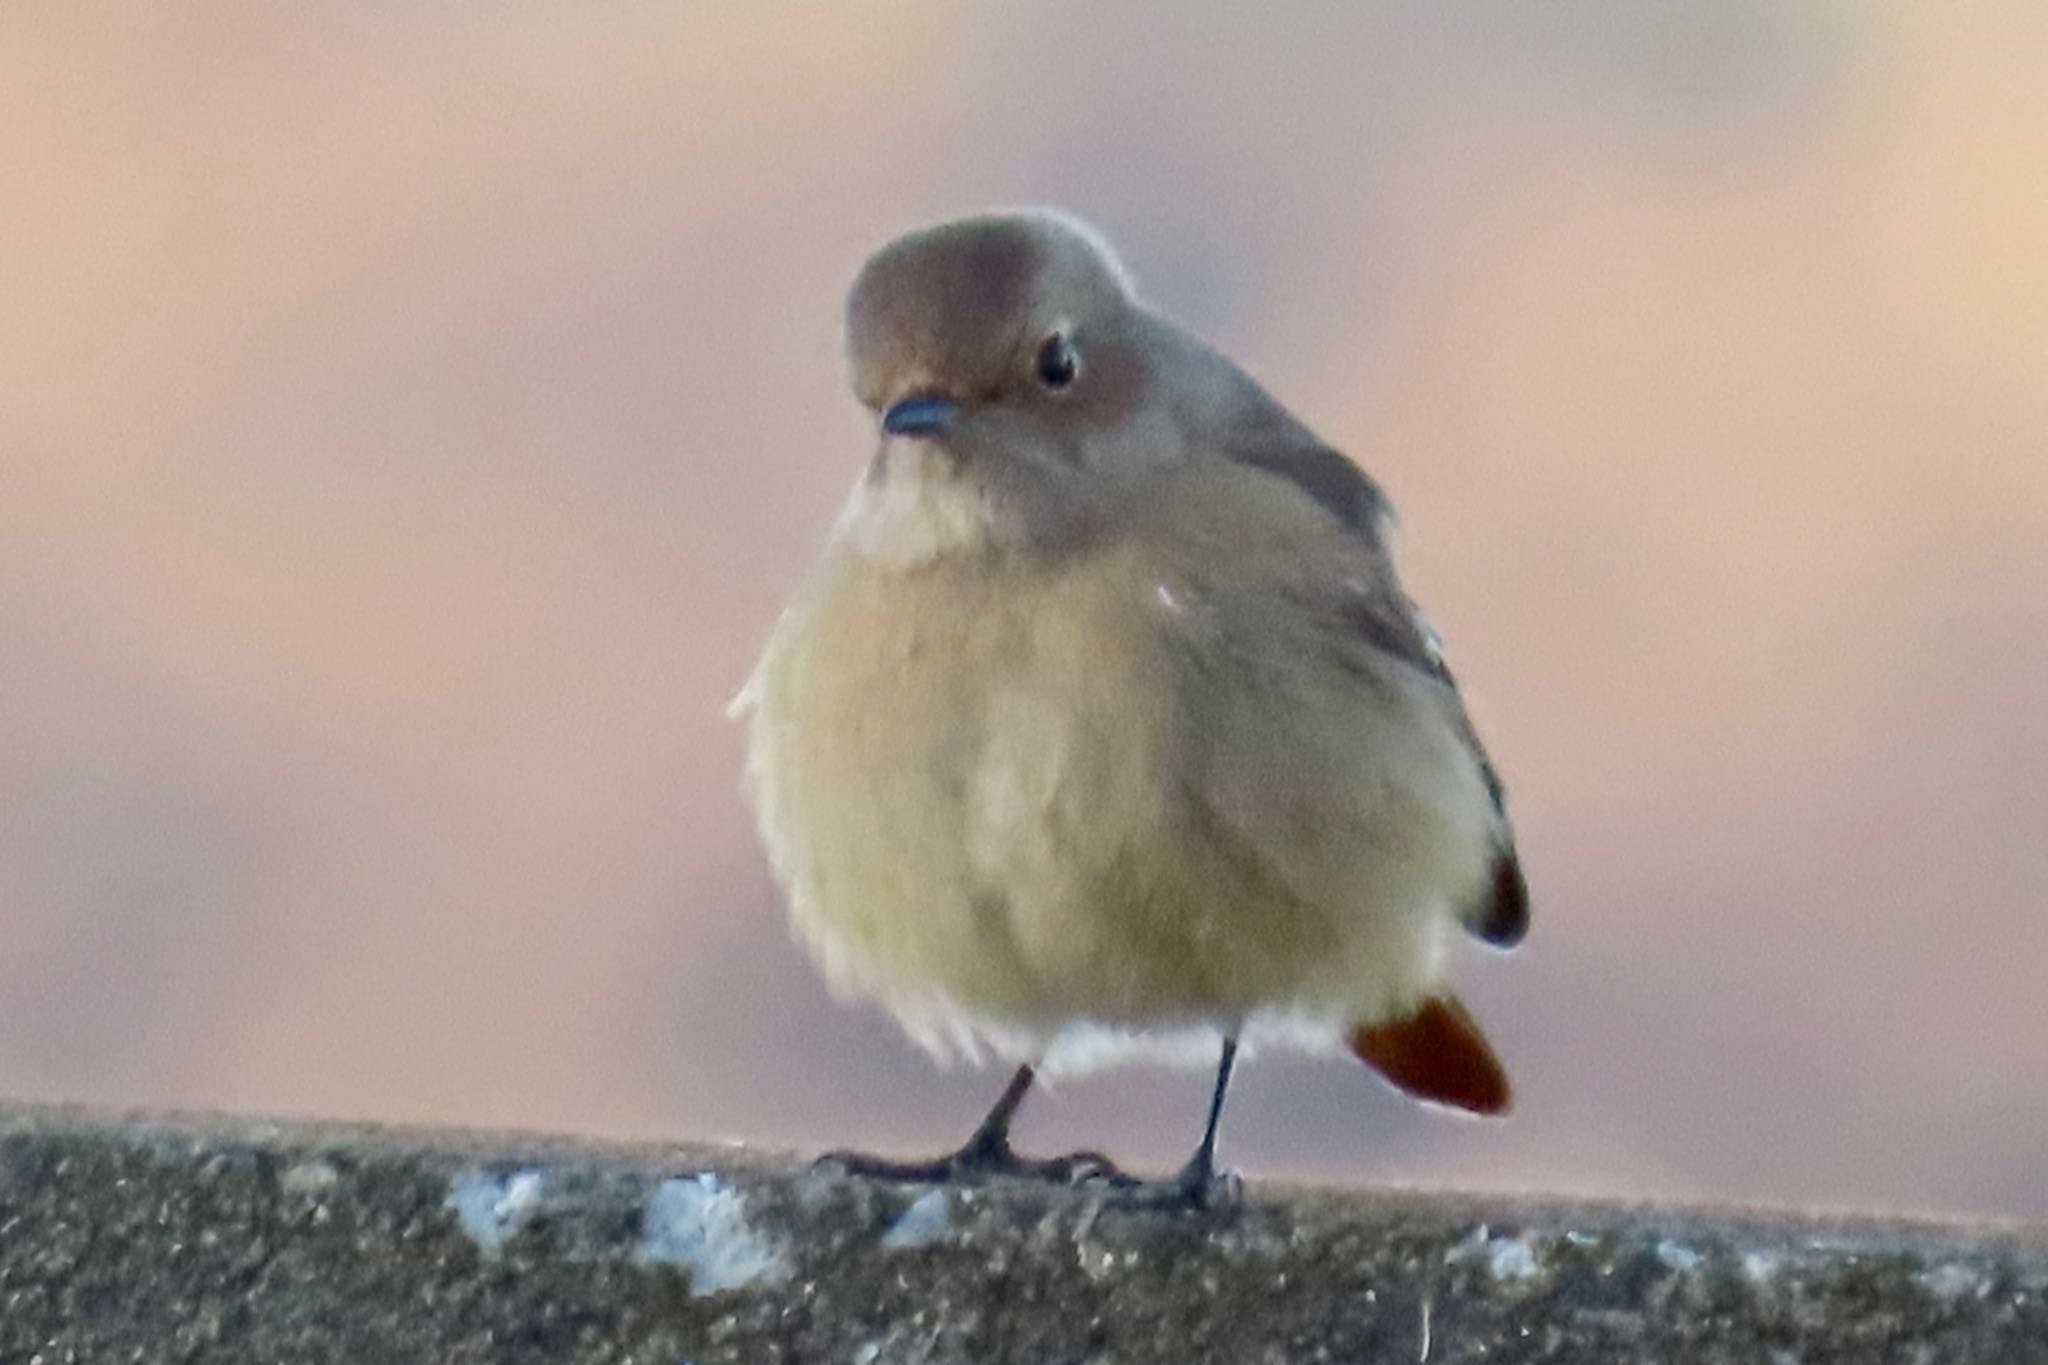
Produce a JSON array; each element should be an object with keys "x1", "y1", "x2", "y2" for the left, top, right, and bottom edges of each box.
[{"x1": 3, "y1": 5, "x2": 2045, "y2": 1221}]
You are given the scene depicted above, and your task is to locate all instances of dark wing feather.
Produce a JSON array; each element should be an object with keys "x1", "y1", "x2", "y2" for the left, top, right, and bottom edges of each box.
[
  {"x1": 1217, "y1": 395, "x2": 1528, "y2": 948},
  {"x1": 1230, "y1": 436, "x2": 1388, "y2": 533},
  {"x1": 1334, "y1": 581, "x2": 1528, "y2": 948}
]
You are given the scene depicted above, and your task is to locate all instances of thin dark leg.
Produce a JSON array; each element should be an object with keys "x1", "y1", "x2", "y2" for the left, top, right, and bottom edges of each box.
[
  {"x1": 1186, "y1": 1033, "x2": 1239, "y2": 1186},
  {"x1": 952, "y1": 1063, "x2": 1038, "y2": 1165},
  {"x1": 819, "y1": 1064, "x2": 1127, "y2": 1186},
  {"x1": 1113, "y1": 1033, "x2": 1241, "y2": 1211}
]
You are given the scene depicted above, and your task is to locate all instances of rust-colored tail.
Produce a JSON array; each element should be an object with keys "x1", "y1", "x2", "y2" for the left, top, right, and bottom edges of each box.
[{"x1": 1351, "y1": 995, "x2": 1512, "y2": 1115}]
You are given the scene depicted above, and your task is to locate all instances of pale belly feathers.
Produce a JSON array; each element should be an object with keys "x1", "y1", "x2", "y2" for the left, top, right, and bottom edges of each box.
[{"x1": 739, "y1": 484, "x2": 1497, "y2": 1067}]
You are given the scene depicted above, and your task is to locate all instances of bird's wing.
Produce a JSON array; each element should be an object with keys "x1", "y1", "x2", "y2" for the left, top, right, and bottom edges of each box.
[{"x1": 1219, "y1": 416, "x2": 1529, "y2": 948}]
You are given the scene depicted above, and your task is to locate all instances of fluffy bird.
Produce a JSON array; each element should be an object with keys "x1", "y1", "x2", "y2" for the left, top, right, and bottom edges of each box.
[{"x1": 736, "y1": 209, "x2": 1527, "y2": 1206}]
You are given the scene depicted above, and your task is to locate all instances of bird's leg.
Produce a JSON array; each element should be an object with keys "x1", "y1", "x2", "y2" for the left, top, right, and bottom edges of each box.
[
  {"x1": 944, "y1": 1062, "x2": 1038, "y2": 1171},
  {"x1": 1112, "y1": 1034, "x2": 1242, "y2": 1211},
  {"x1": 1177, "y1": 1032, "x2": 1241, "y2": 1200},
  {"x1": 820, "y1": 1064, "x2": 1127, "y2": 1185}
]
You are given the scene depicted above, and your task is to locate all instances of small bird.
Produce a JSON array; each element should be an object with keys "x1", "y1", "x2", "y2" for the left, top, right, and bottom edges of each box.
[{"x1": 736, "y1": 209, "x2": 1527, "y2": 1207}]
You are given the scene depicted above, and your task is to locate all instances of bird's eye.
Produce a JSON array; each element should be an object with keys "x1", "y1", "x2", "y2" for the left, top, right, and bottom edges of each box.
[{"x1": 1034, "y1": 333, "x2": 1080, "y2": 390}]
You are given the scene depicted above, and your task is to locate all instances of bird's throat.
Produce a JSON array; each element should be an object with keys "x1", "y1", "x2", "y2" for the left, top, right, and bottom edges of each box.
[{"x1": 840, "y1": 441, "x2": 1008, "y2": 568}]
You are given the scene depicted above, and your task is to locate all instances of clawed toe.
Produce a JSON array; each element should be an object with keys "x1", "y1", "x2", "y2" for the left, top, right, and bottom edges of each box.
[
  {"x1": 1105, "y1": 1162, "x2": 1243, "y2": 1212},
  {"x1": 817, "y1": 1144, "x2": 1240, "y2": 1212},
  {"x1": 816, "y1": 1143, "x2": 1139, "y2": 1189},
  {"x1": 813, "y1": 1149, "x2": 956, "y2": 1183},
  {"x1": 1025, "y1": 1149, "x2": 1123, "y2": 1186},
  {"x1": 814, "y1": 1042, "x2": 1244, "y2": 1213}
]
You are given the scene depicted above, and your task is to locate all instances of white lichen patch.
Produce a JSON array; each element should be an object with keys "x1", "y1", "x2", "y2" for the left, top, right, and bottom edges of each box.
[
  {"x1": 1918, "y1": 1262, "x2": 1987, "y2": 1303},
  {"x1": 881, "y1": 1189, "x2": 951, "y2": 1250},
  {"x1": 1741, "y1": 1250, "x2": 1781, "y2": 1286},
  {"x1": 1656, "y1": 1240, "x2": 1704, "y2": 1274},
  {"x1": 280, "y1": 1158, "x2": 339, "y2": 1198},
  {"x1": 1448, "y1": 1225, "x2": 1544, "y2": 1281},
  {"x1": 445, "y1": 1168, "x2": 545, "y2": 1256},
  {"x1": 1487, "y1": 1235, "x2": 1542, "y2": 1281},
  {"x1": 637, "y1": 1174, "x2": 791, "y2": 1297}
]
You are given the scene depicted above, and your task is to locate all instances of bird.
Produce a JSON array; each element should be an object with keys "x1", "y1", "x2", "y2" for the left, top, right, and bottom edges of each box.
[{"x1": 734, "y1": 208, "x2": 1527, "y2": 1208}]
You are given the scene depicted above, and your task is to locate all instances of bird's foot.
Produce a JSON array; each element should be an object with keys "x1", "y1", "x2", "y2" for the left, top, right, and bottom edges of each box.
[
  {"x1": 817, "y1": 1135, "x2": 1132, "y2": 1188},
  {"x1": 1096, "y1": 1154, "x2": 1243, "y2": 1213}
]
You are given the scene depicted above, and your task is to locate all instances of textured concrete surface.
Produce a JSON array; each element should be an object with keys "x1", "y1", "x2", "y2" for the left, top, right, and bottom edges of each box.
[{"x1": 1, "y1": 1101, "x2": 2044, "y2": 1363}]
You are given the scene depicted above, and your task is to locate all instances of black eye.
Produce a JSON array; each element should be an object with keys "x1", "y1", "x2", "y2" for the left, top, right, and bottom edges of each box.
[{"x1": 1035, "y1": 334, "x2": 1079, "y2": 389}]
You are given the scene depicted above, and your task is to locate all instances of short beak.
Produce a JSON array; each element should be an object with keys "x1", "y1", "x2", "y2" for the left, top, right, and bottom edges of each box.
[{"x1": 881, "y1": 395, "x2": 961, "y2": 437}]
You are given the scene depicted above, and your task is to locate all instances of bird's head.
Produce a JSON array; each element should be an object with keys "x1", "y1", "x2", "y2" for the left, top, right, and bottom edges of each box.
[{"x1": 842, "y1": 210, "x2": 1181, "y2": 555}]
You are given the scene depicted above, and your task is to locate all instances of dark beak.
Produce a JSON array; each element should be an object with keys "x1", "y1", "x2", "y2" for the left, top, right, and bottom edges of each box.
[{"x1": 881, "y1": 395, "x2": 961, "y2": 437}]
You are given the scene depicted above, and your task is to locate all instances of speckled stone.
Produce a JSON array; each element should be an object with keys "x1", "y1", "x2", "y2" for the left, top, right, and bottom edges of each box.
[{"x1": 0, "y1": 1101, "x2": 2043, "y2": 1363}]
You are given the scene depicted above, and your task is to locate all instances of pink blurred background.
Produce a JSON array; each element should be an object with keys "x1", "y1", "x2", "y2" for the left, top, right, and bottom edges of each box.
[{"x1": 4, "y1": 7, "x2": 2045, "y2": 1219}]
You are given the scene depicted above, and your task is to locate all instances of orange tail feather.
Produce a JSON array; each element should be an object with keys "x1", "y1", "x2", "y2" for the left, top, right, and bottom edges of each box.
[{"x1": 1351, "y1": 995, "x2": 1512, "y2": 1116}]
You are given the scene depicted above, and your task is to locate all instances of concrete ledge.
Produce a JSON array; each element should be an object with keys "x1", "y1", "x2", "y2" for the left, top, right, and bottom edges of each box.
[{"x1": 1, "y1": 1101, "x2": 2043, "y2": 1363}]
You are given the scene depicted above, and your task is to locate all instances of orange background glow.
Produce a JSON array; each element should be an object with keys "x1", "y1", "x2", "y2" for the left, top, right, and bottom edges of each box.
[{"x1": 3, "y1": 6, "x2": 2045, "y2": 1219}]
